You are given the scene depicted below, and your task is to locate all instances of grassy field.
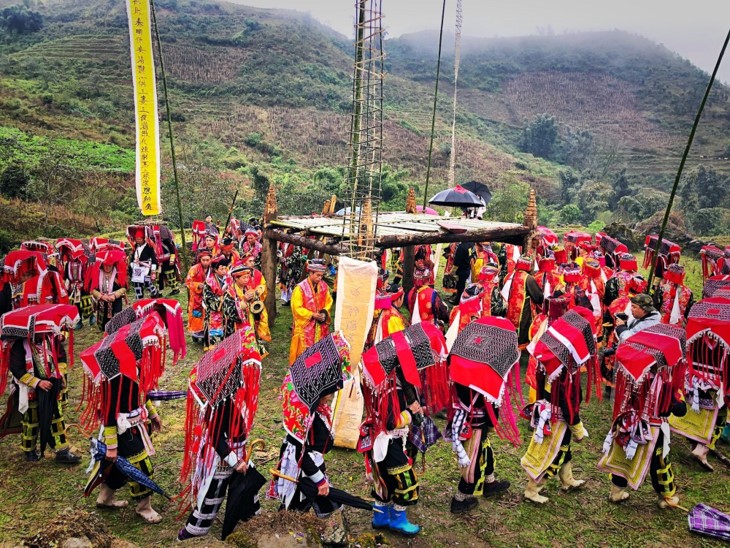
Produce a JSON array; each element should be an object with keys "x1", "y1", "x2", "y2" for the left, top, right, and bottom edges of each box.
[{"x1": 0, "y1": 258, "x2": 728, "y2": 547}]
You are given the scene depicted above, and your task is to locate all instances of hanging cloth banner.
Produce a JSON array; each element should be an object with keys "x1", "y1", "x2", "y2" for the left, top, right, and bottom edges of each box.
[
  {"x1": 332, "y1": 256, "x2": 377, "y2": 448},
  {"x1": 127, "y1": 0, "x2": 161, "y2": 216}
]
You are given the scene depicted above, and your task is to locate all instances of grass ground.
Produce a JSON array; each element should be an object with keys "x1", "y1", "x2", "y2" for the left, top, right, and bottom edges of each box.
[{"x1": 0, "y1": 255, "x2": 728, "y2": 547}]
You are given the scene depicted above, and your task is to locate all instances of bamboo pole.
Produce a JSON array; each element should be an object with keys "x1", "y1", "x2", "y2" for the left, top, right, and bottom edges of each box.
[
  {"x1": 647, "y1": 28, "x2": 730, "y2": 287},
  {"x1": 149, "y1": 0, "x2": 188, "y2": 272},
  {"x1": 422, "y1": 0, "x2": 447, "y2": 211}
]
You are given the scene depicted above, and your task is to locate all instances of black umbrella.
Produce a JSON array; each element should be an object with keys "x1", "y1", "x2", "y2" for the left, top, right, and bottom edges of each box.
[
  {"x1": 298, "y1": 477, "x2": 377, "y2": 512},
  {"x1": 271, "y1": 468, "x2": 377, "y2": 513},
  {"x1": 460, "y1": 181, "x2": 492, "y2": 207},
  {"x1": 428, "y1": 185, "x2": 484, "y2": 208},
  {"x1": 222, "y1": 465, "x2": 267, "y2": 540}
]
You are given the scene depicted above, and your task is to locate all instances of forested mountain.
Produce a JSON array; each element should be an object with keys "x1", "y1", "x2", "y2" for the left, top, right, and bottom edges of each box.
[{"x1": 0, "y1": 0, "x2": 728, "y2": 250}]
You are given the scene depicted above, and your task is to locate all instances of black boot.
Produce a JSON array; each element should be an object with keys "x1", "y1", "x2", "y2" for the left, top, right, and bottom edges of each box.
[
  {"x1": 450, "y1": 496, "x2": 478, "y2": 514},
  {"x1": 483, "y1": 479, "x2": 510, "y2": 497},
  {"x1": 55, "y1": 448, "x2": 82, "y2": 464},
  {"x1": 24, "y1": 450, "x2": 40, "y2": 462}
]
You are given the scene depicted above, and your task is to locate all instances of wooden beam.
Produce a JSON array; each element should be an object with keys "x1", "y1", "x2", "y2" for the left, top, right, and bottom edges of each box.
[
  {"x1": 402, "y1": 246, "x2": 415, "y2": 295},
  {"x1": 264, "y1": 228, "x2": 347, "y2": 256},
  {"x1": 261, "y1": 185, "x2": 279, "y2": 324},
  {"x1": 375, "y1": 226, "x2": 530, "y2": 249}
]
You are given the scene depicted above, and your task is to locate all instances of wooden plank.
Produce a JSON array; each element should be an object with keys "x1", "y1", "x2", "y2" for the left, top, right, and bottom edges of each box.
[
  {"x1": 264, "y1": 228, "x2": 346, "y2": 255},
  {"x1": 376, "y1": 225, "x2": 530, "y2": 248}
]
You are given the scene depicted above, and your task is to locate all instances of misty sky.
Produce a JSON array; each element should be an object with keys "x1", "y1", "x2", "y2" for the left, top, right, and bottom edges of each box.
[{"x1": 238, "y1": 0, "x2": 730, "y2": 84}]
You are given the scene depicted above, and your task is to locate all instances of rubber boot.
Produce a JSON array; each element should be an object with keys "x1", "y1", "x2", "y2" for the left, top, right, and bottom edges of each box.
[
  {"x1": 524, "y1": 478, "x2": 549, "y2": 504},
  {"x1": 371, "y1": 502, "x2": 390, "y2": 530},
  {"x1": 96, "y1": 484, "x2": 128, "y2": 509},
  {"x1": 558, "y1": 462, "x2": 585, "y2": 491},
  {"x1": 657, "y1": 494, "x2": 680, "y2": 509},
  {"x1": 483, "y1": 478, "x2": 510, "y2": 497},
  {"x1": 450, "y1": 495, "x2": 478, "y2": 514},
  {"x1": 608, "y1": 484, "x2": 630, "y2": 503},
  {"x1": 388, "y1": 506, "x2": 420, "y2": 536},
  {"x1": 135, "y1": 496, "x2": 162, "y2": 524},
  {"x1": 691, "y1": 444, "x2": 714, "y2": 471}
]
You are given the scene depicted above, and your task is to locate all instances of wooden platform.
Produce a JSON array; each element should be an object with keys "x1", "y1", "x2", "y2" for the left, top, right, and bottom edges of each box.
[{"x1": 267, "y1": 212, "x2": 530, "y2": 251}]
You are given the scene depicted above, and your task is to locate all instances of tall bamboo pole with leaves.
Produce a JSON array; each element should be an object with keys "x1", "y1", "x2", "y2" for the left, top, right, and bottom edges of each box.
[
  {"x1": 149, "y1": 0, "x2": 189, "y2": 271},
  {"x1": 647, "y1": 28, "x2": 729, "y2": 287}
]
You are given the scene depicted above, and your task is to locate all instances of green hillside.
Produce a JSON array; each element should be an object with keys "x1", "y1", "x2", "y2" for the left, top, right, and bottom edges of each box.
[{"x1": 0, "y1": 0, "x2": 729, "y2": 249}]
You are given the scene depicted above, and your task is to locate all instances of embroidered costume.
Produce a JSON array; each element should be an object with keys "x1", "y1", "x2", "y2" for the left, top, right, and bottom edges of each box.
[
  {"x1": 0, "y1": 304, "x2": 81, "y2": 463},
  {"x1": 288, "y1": 259, "x2": 333, "y2": 365},
  {"x1": 179, "y1": 328, "x2": 263, "y2": 540},
  {"x1": 598, "y1": 324, "x2": 687, "y2": 508}
]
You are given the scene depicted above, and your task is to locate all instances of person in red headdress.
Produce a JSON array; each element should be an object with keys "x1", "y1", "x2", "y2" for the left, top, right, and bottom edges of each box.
[
  {"x1": 241, "y1": 228, "x2": 262, "y2": 263},
  {"x1": 185, "y1": 250, "x2": 212, "y2": 343},
  {"x1": 220, "y1": 237, "x2": 240, "y2": 265},
  {"x1": 86, "y1": 250, "x2": 128, "y2": 331},
  {"x1": 203, "y1": 256, "x2": 230, "y2": 349},
  {"x1": 521, "y1": 307, "x2": 596, "y2": 504},
  {"x1": 407, "y1": 266, "x2": 449, "y2": 329},
  {"x1": 605, "y1": 253, "x2": 640, "y2": 305},
  {"x1": 200, "y1": 232, "x2": 220, "y2": 258},
  {"x1": 475, "y1": 264, "x2": 506, "y2": 318},
  {"x1": 223, "y1": 262, "x2": 271, "y2": 355},
  {"x1": 654, "y1": 264, "x2": 694, "y2": 326},
  {"x1": 130, "y1": 229, "x2": 160, "y2": 301},
  {"x1": 501, "y1": 256, "x2": 544, "y2": 347},
  {"x1": 18, "y1": 266, "x2": 69, "y2": 308},
  {"x1": 470, "y1": 242, "x2": 498, "y2": 284},
  {"x1": 288, "y1": 259, "x2": 333, "y2": 365}
]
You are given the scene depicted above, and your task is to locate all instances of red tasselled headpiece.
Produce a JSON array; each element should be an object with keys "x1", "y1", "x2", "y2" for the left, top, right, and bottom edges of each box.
[{"x1": 664, "y1": 263, "x2": 685, "y2": 286}]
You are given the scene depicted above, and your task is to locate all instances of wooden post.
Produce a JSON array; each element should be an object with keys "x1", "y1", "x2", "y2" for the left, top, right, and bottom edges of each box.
[
  {"x1": 261, "y1": 185, "x2": 279, "y2": 325},
  {"x1": 402, "y1": 246, "x2": 415, "y2": 295},
  {"x1": 405, "y1": 188, "x2": 417, "y2": 214},
  {"x1": 522, "y1": 187, "x2": 539, "y2": 255}
]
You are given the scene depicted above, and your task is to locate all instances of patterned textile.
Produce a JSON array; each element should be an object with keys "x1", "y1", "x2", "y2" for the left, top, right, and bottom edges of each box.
[
  {"x1": 616, "y1": 324, "x2": 686, "y2": 384},
  {"x1": 450, "y1": 317, "x2": 519, "y2": 404},
  {"x1": 0, "y1": 304, "x2": 79, "y2": 338},
  {"x1": 192, "y1": 330, "x2": 252, "y2": 407},
  {"x1": 80, "y1": 312, "x2": 165, "y2": 382},
  {"x1": 688, "y1": 503, "x2": 730, "y2": 541},
  {"x1": 362, "y1": 322, "x2": 445, "y2": 390},
  {"x1": 289, "y1": 331, "x2": 350, "y2": 411},
  {"x1": 687, "y1": 299, "x2": 730, "y2": 347},
  {"x1": 104, "y1": 307, "x2": 137, "y2": 335},
  {"x1": 532, "y1": 308, "x2": 595, "y2": 380}
]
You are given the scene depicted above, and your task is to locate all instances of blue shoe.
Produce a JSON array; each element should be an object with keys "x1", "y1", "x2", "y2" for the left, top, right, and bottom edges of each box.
[
  {"x1": 371, "y1": 503, "x2": 390, "y2": 529},
  {"x1": 388, "y1": 507, "x2": 420, "y2": 536}
]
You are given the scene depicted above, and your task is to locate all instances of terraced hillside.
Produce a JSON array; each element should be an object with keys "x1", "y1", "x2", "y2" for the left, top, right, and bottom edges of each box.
[{"x1": 0, "y1": 0, "x2": 728, "y2": 245}]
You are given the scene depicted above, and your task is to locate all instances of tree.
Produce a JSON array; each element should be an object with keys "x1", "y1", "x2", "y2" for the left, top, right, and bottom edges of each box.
[
  {"x1": 559, "y1": 204, "x2": 582, "y2": 225},
  {"x1": 558, "y1": 169, "x2": 580, "y2": 205},
  {"x1": 0, "y1": 5, "x2": 42, "y2": 34},
  {"x1": 575, "y1": 180, "x2": 614, "y2": 224},
  {"x1": 483, "y1": 180, "x2": 530, "y2": 223},
  {"x1": 691, "y1": 208, "x2": 730, "y2": 237},
  {"x1": 518, "y1": 114, "x2": 559, "y2": 160},
  {"x1": 612, "y1": 169, "x2": 631, "y2": 204},
  {"x1": 0, "y1": 163, "x2": 30, "y2": 199},
  {"x1": 558, "y1": 127, "x2": 594, "y2": 169}
]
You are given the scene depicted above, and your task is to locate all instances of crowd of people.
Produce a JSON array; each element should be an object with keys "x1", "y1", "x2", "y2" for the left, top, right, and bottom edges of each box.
[{"x1": 0, "y1": 219, "x2": 728, "y2": 543}]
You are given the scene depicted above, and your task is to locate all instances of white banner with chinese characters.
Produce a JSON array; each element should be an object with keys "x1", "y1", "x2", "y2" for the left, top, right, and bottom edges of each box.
[
  {"x1": 127, "y1": 0, "x2": 161, "y2": 216},
  {"x1": 332, "y1": 256, "x2": 378, "y2": 448}
]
